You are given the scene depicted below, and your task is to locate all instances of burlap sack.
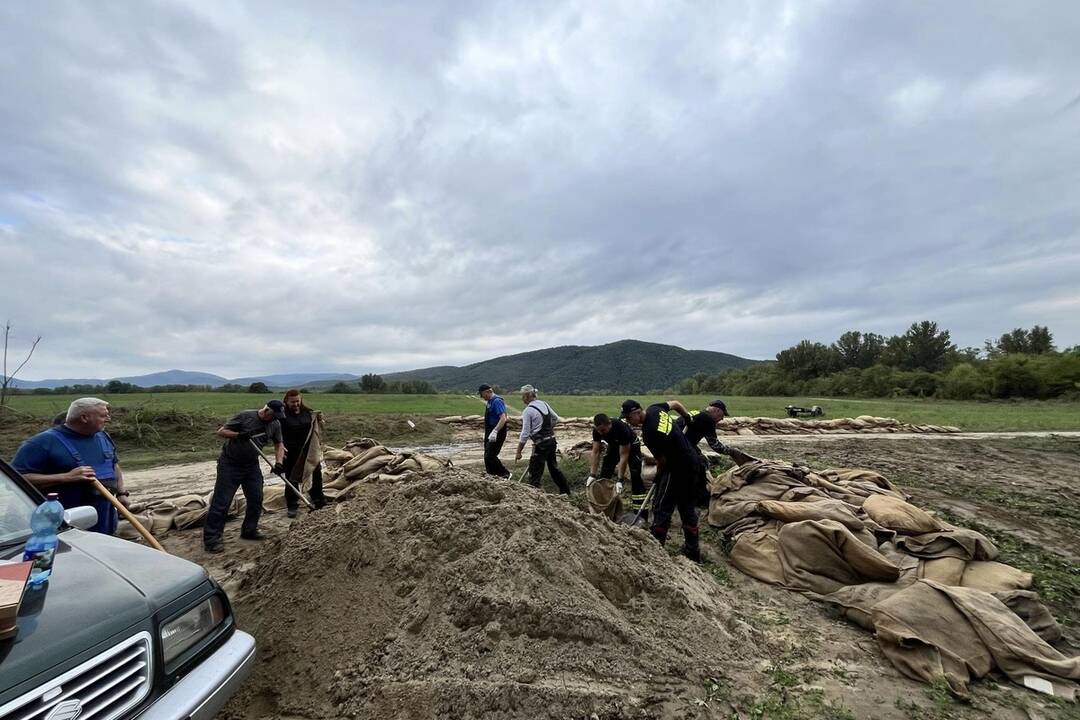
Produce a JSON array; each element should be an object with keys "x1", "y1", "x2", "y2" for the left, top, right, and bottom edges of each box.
[
  {"x1": 961, "y1": 561, "x2": 1033, "y2": 592},
  {"x1": 776, "y1": 519, "x2": 901, "y2": 595},
  {"x1": 757, "y1": 498, "x2": 865, "y2": 532},
  {"x1": 863, "y1": 495, "x2": 945, "y2": 535},
  {"x1": 585, "y1": 479, "x2": 623, "y2": 520}
]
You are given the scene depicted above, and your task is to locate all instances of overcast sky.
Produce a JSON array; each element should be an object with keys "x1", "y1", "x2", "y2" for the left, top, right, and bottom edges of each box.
[{"x1": 2, "y1": 1, "x2": 1078, "y2": 379}]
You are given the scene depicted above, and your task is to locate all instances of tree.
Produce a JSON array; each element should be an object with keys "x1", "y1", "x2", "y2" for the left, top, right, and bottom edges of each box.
[
  {"x1": 1, "y1": 321, "x2": 41, "y2": 407},
  {"x1": 1028, "y1": 325, "x2": 1055, "y2": 354},
  {"x1": 899, "y1": 321, "x2": 955, "y2": 372},
  {"x1": 832, "y1": 331, "x2": 884, "y2": 369},
  {"x1": 360, "y1": 373, "x2": 387, "y2": 392},
  {"x1": 776, "y1": 340, "x2": 839, "y2": 380},
  {"x1": 248, "y1": 381, "x2": 269, "y2": 393}
]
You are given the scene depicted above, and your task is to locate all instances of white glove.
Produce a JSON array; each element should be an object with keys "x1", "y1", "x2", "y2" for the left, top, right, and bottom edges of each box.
[
  {"x1": 615, "y1": 481, "x2": 624, "y2": 494},
  {"x1": 586, "y1": 475, "x2": 596, "y2": 487},
  {"x1": 487, "y1": 429, "x2": 498, "y2": 442}
]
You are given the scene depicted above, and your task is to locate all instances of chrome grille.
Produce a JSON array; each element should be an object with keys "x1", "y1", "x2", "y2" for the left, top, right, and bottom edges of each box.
[{"x1": 0, "y1": 632, "x2": 153, "y2": 720}]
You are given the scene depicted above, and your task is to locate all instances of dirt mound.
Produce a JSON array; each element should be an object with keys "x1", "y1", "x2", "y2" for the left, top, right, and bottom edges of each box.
[{"x1": 223, "y1": 469, "x2": 755, "y2": 719}]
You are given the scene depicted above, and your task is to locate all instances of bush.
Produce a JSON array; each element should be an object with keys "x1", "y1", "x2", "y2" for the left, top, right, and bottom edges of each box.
[{"x1": 938, "y1": 363, "x2": 989, "y2": 400}]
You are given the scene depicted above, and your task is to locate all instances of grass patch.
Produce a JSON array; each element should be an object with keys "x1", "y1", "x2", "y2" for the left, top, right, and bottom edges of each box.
[{"x1": 6, "y1": 393, "x2": 1080, "y2": 432}]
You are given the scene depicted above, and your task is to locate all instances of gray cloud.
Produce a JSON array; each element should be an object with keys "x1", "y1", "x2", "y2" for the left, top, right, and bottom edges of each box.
[{"x1": 1, "y1": 0, "x2": 1078, "y2": 379}]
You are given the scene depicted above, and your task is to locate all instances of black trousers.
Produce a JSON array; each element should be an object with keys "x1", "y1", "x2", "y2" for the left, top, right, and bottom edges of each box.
[
  {"x1": 283, "y1": 454, "x2": 326, "y2": 511},
  {"x1": 599, "y1": 441, "x2": 645, "y2": 505},
  {"x1": 483, "y1": 426, "x2": 511, "y2": 478},
  {"x1": 692, "y1": 448, "x2": 711, "y2": 507},
  {"x1": 204, "y1": 459, "x2": 263, "y2": 545},
  {"x1": 649, "y1": 462, "x2": 700, "y2": 551},
  {"x1": 527, "y1": 438, "x2": 569, "y2": 494}
]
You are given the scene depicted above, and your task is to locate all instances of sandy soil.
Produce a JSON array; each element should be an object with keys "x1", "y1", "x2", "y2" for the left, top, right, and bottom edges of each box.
[{"x1": 122, "y1": 434, "x2": 1080, "y2": 720}]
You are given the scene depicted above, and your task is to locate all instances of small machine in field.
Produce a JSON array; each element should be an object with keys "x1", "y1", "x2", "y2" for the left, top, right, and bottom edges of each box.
[{"x1": 785, "y1": 404, "x2": 824, "y2": 418}]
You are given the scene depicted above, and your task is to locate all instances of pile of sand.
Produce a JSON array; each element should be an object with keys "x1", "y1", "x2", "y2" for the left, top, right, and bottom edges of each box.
[
  {"x1": 223, "y1": 469, "x2": 757, "y2": 719},
  {"x1": 437, "y1": 414, "x2": 960, "y2": 435}
]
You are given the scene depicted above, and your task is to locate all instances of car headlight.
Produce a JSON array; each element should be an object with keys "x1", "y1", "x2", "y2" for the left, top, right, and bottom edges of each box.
[{"x1": 161, "y1": 595, "x2": 226, "y2": 666}]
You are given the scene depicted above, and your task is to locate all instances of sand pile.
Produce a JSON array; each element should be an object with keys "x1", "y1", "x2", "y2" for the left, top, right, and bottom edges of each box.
[
  {"x1": 223, "y1": 469, "x2": 756, "y2": 720},
  {"x1": 437, "y1": 414, "x2": 960, "y2": 435}
]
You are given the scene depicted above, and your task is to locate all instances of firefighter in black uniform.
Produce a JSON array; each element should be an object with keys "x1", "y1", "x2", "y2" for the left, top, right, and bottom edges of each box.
[
  {"x1": 622, "y1": 398, "x2": 702, "y2": 562},
  {"x1": 675, "y1": 399, "x2": 732, "y2": 506},
  {"x1": 588, "y1": 413, "x2": 647, "y2": 519}
]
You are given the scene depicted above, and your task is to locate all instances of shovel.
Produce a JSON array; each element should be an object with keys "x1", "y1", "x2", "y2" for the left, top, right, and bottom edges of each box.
[
  {"x1": 619, "y1": 483, "x2": 655, "y2": 528},
  {"x1": 249, "y1": 439, "x2": 316, "y2": 510}
]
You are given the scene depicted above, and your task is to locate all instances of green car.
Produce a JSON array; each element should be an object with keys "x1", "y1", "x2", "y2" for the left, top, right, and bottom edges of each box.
[{"x1": 0, "y1": 457, "x2": 255, "y2": 720}]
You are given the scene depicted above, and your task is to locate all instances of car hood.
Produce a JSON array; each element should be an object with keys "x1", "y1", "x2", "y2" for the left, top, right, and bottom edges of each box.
[{"x1": 0, "y1": 528, "x2": 208, "y2": 694}]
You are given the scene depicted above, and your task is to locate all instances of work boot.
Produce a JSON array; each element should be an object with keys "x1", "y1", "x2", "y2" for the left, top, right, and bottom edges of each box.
[
  {"x1": 682, "y1": 525, "x2": 702, "y2": 563},
  {"x1": 650, "y1": 526, "x2": 668, "y2": 546},
  {"x1": 204, "y1": 541, "x2": 224, "y2": 554},
  {"x1": 680, "y1": 545, "x2": 703, "y2": 564},
  {"x1": 287, "y1": 508, "x2": 298, "y2": 519},
  {"x1": 240, "y1": 530, "x2": 267, "y2": 541}
]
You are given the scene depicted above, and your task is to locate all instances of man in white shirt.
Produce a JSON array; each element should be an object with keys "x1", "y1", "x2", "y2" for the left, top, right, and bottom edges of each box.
[{"x1": 514, "y1": 384, "x2": 570, "y2": 494}]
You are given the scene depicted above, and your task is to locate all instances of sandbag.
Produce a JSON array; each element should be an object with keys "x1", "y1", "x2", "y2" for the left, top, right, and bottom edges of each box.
[
  {"x1": 775, "y1": 519, "x2": 901, "y2": 595},
  {"x1": 918, "y1": 557, "x2": 967, "y2": 586},
  {"x1": 585, "y1": 478, "x2": 623, "y2": 520},
  {"x1": 895, "y1": 527, "x2": 998, "y2": 561},
  {"x1": 729, "y1": 525, "x2": 786, "y2": 586},
  {"x1": 757, "y1": 498, "x2": 864, "y2": 532},
  {"x1": 863, "y1": 495, "x2": 945, "y2": 535},
  {"x1": 961, "y1": 561, "x2": 1033, "y2": 593}
]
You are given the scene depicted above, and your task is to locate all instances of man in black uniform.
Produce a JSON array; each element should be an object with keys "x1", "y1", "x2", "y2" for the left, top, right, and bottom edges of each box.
[
  {"x1": 588, "y1": 413, "x2": 646, "y2": 518},
  {"x1": 203, "y1": 400, "x2": 286, "y2": 553},
  {"x1": 676, "y1": 399, "x2": 731, "y2": 506},
  {"x1": 281, "y1": 389, "x2": 327, "y2": 517},
  {"x1": 622, "y1": 398, "x2": 702, "y2": 562}
]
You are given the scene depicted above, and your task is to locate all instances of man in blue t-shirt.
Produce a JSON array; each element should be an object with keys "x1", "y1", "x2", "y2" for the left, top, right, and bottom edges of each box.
[
  {"x1": 12, "y1": 397, "x2": 128, "y2": 535},
  {"x1": 479, "y1": 384, "x2": 512, "y2": 479}
]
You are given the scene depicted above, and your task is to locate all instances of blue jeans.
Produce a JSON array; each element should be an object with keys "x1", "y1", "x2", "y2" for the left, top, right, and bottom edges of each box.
[{"x1": 203, "y1": 459, "x2": 263, "y2": 545}]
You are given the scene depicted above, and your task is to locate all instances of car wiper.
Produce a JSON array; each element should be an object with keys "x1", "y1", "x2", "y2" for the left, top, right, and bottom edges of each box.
[{"x1": 0, "y1": 538, "x2": 28, "y2": 551}]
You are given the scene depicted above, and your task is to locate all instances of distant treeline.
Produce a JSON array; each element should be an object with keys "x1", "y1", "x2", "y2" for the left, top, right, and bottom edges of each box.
[
  {"x1": 12, "y1": 376, "x2": 438, "y2": 396},
  {"x1": 676, "y1": 322, "x2": 1080, "y2": 400}
]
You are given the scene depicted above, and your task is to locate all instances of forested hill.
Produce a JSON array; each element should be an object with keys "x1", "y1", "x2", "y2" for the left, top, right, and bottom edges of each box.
[{"x1": 383, "y1": 340, "x2": 757, "y2": 393}]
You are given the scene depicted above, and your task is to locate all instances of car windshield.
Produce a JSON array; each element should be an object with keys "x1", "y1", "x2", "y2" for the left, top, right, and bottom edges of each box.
[{"x1": 0, "y1": 464, "x2": 39, "y2": 549}]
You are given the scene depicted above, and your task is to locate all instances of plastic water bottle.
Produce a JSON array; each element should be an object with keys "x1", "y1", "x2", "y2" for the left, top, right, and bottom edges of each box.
[{"x1": 23, "y1": 494, "x2": 64, "y2": 586}]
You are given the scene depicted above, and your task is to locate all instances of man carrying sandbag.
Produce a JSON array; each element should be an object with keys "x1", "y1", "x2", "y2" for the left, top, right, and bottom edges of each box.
[
  {"x1": 587, "y1": 413, "x2": 645, "y2": 519},
  {"x1": 622, "y1": 398, "x2": 702, "y2": 562},
  {"x1": 514, "y1": 384, "x2": 570, "y2": 494},
  {"x1": 203, "y1": 400, "x2": 286, "y2": 553},
  {"x1": 280, "y1": 389, "x2": 327, "y2": 517}
]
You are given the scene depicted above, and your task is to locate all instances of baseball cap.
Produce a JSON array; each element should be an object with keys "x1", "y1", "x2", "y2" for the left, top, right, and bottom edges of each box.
[
  {"x1": 478, "y1": 384, "x2": 492, "y2": 392},
  {"x1": 709, "y1": 399, "x2": 729, "y2": 414},
  {"x1": 619, "y1": 399, "x2": 642, "y2": 418},
  {"x1": 265, "y1": 399, "x2": 287, "y2": 419}
]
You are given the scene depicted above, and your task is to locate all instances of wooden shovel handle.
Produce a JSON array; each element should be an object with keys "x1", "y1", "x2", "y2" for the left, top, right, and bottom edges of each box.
[{"x1": 92, "y1": 479, "x2": 167, "y2": 553}]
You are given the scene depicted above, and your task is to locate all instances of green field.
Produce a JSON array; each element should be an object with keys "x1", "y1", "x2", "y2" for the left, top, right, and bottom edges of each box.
[{"x1": 6, "y1": 392, "x2": 1080, "y2": 430}]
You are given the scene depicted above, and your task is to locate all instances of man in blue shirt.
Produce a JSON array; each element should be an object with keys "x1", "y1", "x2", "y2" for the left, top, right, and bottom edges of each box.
[
  {"x1": 479, "y1": 384, "x2": 511, "y2": 479},
  {"x1": 13, "y1": 397, "x2": 128, "y2": 535}
]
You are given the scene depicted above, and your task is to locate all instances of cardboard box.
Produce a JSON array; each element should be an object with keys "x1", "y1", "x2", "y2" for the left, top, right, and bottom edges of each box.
[{"x1": 0, "y1": 561, "x2": 32, "y2": 640}]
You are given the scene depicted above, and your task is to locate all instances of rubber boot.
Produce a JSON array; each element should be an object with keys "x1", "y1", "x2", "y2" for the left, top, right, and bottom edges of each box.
[
  {"x1": 681, "y1": 525, "x2": 702, "y2": 563},
  {"x1": 650, "y1": 525, "x2": 668, "y2": 546}
]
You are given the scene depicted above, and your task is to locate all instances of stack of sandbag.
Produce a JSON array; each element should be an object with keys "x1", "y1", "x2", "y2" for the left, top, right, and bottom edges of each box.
[
  {"x1": 117, "y1": 487, "x2": 288, "y2": 540},
  {"x1": 708, "y1": 460, "x2": 1078, "y2": 700},
  {"x1": 320, "y1": 437, "x2": 448, "y2": 501},
  {"x1": 437, "y1": 414, "x2": 961, "y2": 435}
]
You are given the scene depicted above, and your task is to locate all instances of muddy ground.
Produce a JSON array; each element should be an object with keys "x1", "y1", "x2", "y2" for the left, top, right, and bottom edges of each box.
[{"x1": 124, "y1": 434, "x2": 1080, "y2": 720}]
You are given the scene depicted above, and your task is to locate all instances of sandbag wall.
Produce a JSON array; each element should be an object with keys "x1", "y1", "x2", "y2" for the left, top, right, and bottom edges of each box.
[
  {"x1": 708, "y1": 460, "x2": 1079, "y2": 700},
  {"x1": 438, "y1": 414, "x2": 960, "y2": 435}
]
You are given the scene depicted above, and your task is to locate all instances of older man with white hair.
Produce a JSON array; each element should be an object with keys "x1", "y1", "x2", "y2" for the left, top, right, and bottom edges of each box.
[
  {"x1": 13, "y1": 397, "x2": 127, "y2": 534},
  {"x1": 514, "y1": 384, "x2": 570, "y2": 495}
]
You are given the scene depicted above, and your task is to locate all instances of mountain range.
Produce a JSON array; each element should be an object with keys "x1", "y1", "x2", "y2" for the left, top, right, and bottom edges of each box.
[
  {"x1": 12, "y1": 340, "x2": 758, "y2": 393},
  {"x1": 11, "y1": 370, "x2": 361, "y2": 390},
  {"x1": 383, "y1": 339, "x2": 757, "y2": 393}
]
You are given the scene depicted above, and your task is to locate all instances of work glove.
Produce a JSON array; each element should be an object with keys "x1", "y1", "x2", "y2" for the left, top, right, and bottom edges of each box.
[
  {"x1": 615, "y1": 481, "x2": 623, "y2": 495},
  {"x1": 271, "y1": 462, "x2": 285, "y2": 475},
  {"x1": 487, "y1": 429, "x2": 499, "y2": 442},
  {"x1": 585, "y1": 475, "x2": 596, "y2": 487}
]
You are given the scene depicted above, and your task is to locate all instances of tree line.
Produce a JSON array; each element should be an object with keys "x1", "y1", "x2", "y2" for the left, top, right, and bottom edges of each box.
[{"x1": 676, "y1": 322, "x2": 1080, "y2": 400}]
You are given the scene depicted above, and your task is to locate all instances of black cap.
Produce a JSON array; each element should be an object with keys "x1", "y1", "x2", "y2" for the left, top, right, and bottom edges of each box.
[
  {"x1": 619, "y1": 399, "x2": 642, "y2": 418},
  {"x1": 266, "y1": 399, "x2": 287, "y2": 419},
  {"x1": 478, "y1": 384, "x2": 492, "y2": 392},
  {"x1": 708, "y1": 399, "x2": 728, "y2": 414}
]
